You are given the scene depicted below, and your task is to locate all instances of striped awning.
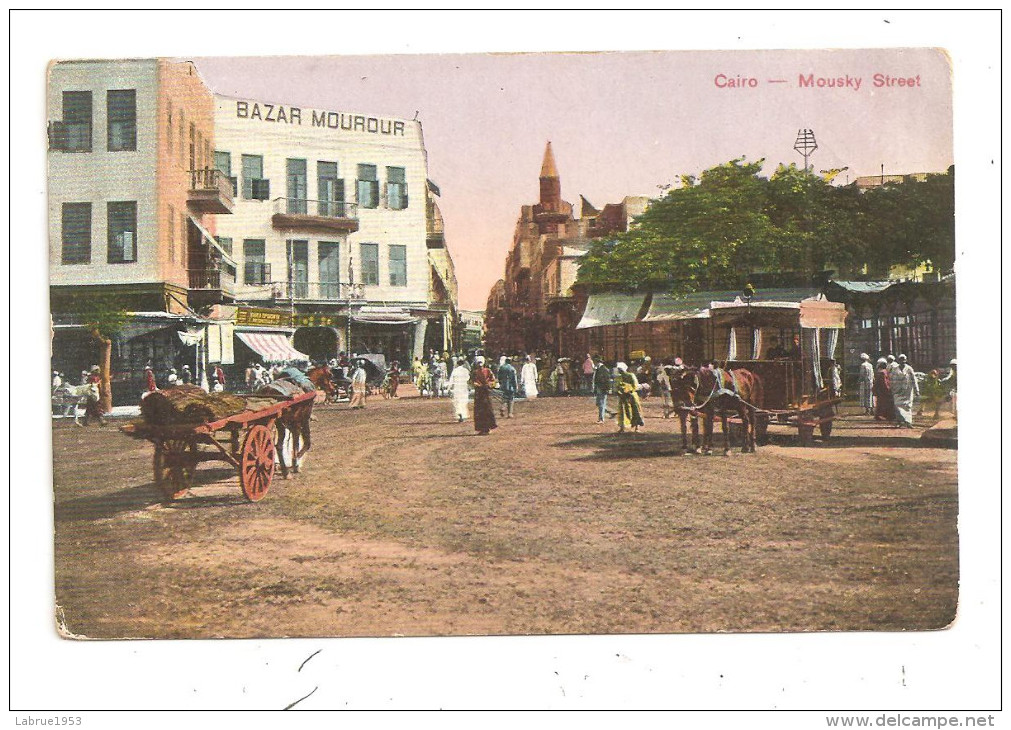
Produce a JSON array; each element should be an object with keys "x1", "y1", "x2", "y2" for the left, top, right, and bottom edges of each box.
[{"x1": 235, "y1": 332, "x2": 310, "y2": 363}]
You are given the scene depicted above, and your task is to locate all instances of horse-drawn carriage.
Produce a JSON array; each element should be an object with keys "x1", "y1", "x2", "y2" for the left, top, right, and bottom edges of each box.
[
  {"x1": 672, "y1": 296, "x2": 847, "y2": 452},
  {"x1": 121, "y1": 388, "x2": 316, "y2": 502}
]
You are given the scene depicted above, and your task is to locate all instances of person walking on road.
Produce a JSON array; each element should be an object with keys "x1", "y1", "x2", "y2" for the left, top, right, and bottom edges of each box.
[
  {"x1": 614, "y1": 362, "x2": 644, "y2": 433},
  {"x1": 471, "y1": 356, "x2": 498, "y2": 435},
  {"x1": 581, "y1": 354, "x2": 595, "y2": 395},
  {"x1": 890, "y1": 354, "x2": 919, "y2": 428},
  {"x1": 497, "y1": 356, "x2": 518, "y2": 418},
  {"x1": 656, "y1": 364, "x2": 673, "y2": 418},
  {"x1": 349, "y1": 360, "x2": 368, "y2": 409},
  {"x1": 592, "y1": 356, "x2": 613, "y2": 424},
  {"x1": 858, "y1": 353, "x2": 874, "y2": 415},
  {"x1": 83, "y1": 365, "x2": 105, "y2": 426},
  {"x1": 448, "y1": 357, "x2": 471, "y2": 422},
  {"x1": 873, "y1": 358, "x2": 895, "y2": 422},
  {"x1": 520, "y1": 354, "x2": 539, "y2": 399}
]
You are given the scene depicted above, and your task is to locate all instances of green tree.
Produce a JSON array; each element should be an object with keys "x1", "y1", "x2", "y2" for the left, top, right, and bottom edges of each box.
[
  {"x1": 577, "y1": 159, "x2": 954, "y2": 292},
  {"x1": 76, "y1": 294, "x2": 130, "y2": 413}
]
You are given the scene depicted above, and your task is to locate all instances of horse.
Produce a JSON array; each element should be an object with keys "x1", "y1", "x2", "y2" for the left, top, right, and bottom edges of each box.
[
  {"x1": 669, "y1": 368, "x2": 702, "y2": 454},
  {"x1": 53, "y1": 383, "x2": 99, "y2": 426},
  {"x1": 273, "y1": 396, "x2": 314, "y2": 478},
  {"x1": 305, "y1": 365, "x2": 337, "y2": 403},
  {"x1": 670, "y1": 366, "x2": 764, "y2": 455}
]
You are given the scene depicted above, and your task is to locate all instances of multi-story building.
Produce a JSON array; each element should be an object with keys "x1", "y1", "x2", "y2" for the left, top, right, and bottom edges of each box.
[
  {"x1": 484, "y1": 142, "x2": 648, "y2": 356},
  {"x1": 48, "y1": 60, "x2": 459, "y2": 404},
  {"x1": 210, "y1": 93, "x2": 457, "y2": 368},
  {"x1": 48, "y1": 59, "x2": 233, "y2": 401}
]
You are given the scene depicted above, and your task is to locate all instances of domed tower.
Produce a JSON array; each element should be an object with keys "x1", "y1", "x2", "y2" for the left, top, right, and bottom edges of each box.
[{"x1": 533, "y1": 141, "x2": 568, "y2": 234}]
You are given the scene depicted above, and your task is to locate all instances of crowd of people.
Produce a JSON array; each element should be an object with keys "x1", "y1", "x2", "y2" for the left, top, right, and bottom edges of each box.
[
  {"x1": 54, "y1": 344, "x2": 957, "y2": 437},
  {"x1": 859, "y1": 353, "x2": 956, "y2": 427}
]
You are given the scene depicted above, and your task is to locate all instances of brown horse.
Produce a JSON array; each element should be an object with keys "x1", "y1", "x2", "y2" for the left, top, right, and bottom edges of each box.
[
  {"x1": 305, "y1": 365, "x2": 336, "y2": 403},
  {"x1": 274, "y1": 397, "x2": 314, "y2": 477},
  {"x1": 670, "y1": 366, "x2": 764, "y2": 455},
  {"x1": 669, "y1": 368, "x2": 702, "y2": 455}
]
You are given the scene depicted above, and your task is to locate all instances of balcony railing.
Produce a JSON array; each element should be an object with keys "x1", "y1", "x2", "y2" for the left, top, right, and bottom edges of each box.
[
  {"x1": 271, "y1": 198, "x2": 359, "y2": 233},
  {"x1": 188, "y1": 168, "x2": 234, "y2": 214},
  {"x1": 188, "y1": 265, "x2": 237, "y2": 298},
  {"x1": 270, "y1": 281, "x2": 365, "y2": 301}
]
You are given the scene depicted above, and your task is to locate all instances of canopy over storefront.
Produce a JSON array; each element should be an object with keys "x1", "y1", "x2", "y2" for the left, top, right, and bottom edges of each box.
[
  {"x1": 236, "y1": 332, "x2": 310, "y2": 363},
  {"x1": 643, "y1": 287, "x2": 819, "y2": 322},
  {"x1": 575, "y1": 292, "x2": 648, "y2": 329},
  {"x1": 351, "y1": 306, "x2": 419, "y2": 325}
]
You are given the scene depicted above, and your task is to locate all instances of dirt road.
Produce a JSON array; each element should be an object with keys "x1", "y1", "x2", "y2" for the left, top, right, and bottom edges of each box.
[{"x1": 53, "y1": 392, "x2": 958, "y2": 639}]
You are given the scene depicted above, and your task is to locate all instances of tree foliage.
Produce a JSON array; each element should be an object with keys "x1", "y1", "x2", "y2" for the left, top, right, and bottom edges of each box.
[{"x1": 577, "y1": 159, "x2": 954, "y2": 292}]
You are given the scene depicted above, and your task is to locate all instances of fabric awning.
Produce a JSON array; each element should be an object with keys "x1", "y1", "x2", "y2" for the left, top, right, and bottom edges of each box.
[
  {"x1": 575, "y1": 292, "x2": 647, "y2": 329},
  {"x1": 643, "y1": 287, "x2": 819, "y2": 322},
  {"x1": 236, "y1": 332, "x2": 310, "y2": 363},
  {"x1": 352, "y1": 306, "x2": 419, "y2": 325},
  {"x1": 188, "y1": 215, "x2": 237, "y2": 267},
  {"x1": 828, "y1": 280, "x2": 895, "y2": 294}
]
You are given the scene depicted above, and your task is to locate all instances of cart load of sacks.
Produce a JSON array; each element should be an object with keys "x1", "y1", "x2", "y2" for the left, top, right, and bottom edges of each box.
[{"x1": 140, "y1": 379, "x2": 315, "y2": 426}]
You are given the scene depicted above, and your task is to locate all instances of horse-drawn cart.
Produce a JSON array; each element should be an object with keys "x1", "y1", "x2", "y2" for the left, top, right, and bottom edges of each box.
[
  {"x1": 121, "y1": 389, "x2": 316, "y2": 502},
  {"x1": 709, "y1": 297, "x2": 847, "y2": 445},
  {"x1": 673, "y1": 296, "x2": 847, "y2": 451}
]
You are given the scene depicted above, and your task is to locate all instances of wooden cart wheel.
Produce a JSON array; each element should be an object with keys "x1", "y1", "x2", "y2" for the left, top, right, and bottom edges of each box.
[
  {"x1": 798, "y1": 423, "x2": 815, "y2": 445},
  {"x1": 154, "y1": 438, "x2": 195, "y2": 500},
  {"x1": 240, "y1": 424, "x2": 275, "y2": 502}
]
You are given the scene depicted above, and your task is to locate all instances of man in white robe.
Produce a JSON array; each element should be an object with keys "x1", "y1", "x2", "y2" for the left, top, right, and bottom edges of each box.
[
  {"x1": 520, "y1": 355, "x2": 539, "y2": 399},
  {"x1": 890, "y1": 354, "x2": 919, "y2": 428},
  {"x1": 448, "y1": 357, "x2": 471, "y2": 422},
  {"x1": 858, "y1": 353, "x2": 874, "y2": 415}
]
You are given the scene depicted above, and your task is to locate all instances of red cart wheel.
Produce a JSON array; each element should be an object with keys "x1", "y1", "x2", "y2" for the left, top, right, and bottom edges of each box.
[
  {"x1": 240, "y1": 424, "x2": 275, "y2": 502},
  {"x1": 154, "y1": 438, "x2": 195, "y2": 500}
]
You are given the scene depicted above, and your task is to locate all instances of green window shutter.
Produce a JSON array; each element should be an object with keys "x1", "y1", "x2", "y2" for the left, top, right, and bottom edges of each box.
[
  {"x1": 61, "y1": 203, "x2": 92, "y2": 264},
  {"x1": 107, "y1": 89, "x2": 136, "y2": 151},
  {"x1": 107, "y1": 201, "x2": 137, "y2": 263}
]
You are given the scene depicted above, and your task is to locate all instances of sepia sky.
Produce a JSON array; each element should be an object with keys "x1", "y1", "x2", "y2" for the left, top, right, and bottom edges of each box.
[{"x1": 195, "y1": 48, "x2": 953, "y2": 310}]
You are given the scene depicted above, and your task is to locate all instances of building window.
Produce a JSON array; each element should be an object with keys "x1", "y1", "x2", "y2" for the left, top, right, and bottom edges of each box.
[
  {"x1": 216, "y1": 236, "x2": 233, "y2": 256},
  {"x1": 107, "y1": 89, "x2": 136, "y2": 151},
  {"x1": 62, "y1": 91, "x2": 92, "y2": 152},
  {"x1": 107, "y1": 201, "x2": 137, "y2": 264},
  {"x1": 179, "y1": 211, "x2": 187, "y2": 264},
  {"x1": 286, "y1": 158, "x2": 308, "y2": 214},
  {"x1": 178, "y1": 110, "x2": 185, "y2": 164},
  {"x1": 244, "y1": 239, "x2": 268, "y2": 284},
  {"x1": 317, "y1": 161, "x2": 344, "y2": 217},
  {"x1": 386, "y1": 167, "x2": 408, "y2": 210},
  {"x1": 389, "y1": 245, "x2": 407, "y2": 286},
  {"x1": 167, "y1": 102, "x2": 173, "y2": 154},
  {"x1": 214, "y1": 151, "x2": 236, "y2": 194},
  {"x1": 242, "y1": 154, "x2": 269, "y2": 200},
  {"x1": 167, "y1": 204, "x2": 175, "y2": 263},
  {"x1": 318, "y1": 241, "x2": 341, "y2": 299},
  {"x1": 287, "y1": 239, "x2": 309, "y2": 298},
  {"x1": 61, "y1": 202, "x2": 91, "y2": 264},
  {"x1": 356, "y1": 164, "x2": 379, "y2": 209},
  {"x1": 188, "y1": 123, "x2": 196, "y2": 171},
  {"x1": 360, "y1": 243, "x2": 379, "y2": 285}
]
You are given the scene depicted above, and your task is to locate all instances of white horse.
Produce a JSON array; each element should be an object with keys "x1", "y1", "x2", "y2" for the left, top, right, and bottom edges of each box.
[{"x1": 53, "y1": 383, "x2": 99, "y2": 425}]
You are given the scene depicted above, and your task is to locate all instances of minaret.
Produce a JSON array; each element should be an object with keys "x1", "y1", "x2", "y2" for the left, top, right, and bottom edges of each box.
[
  {"x1": 539, "y1": 141, "x2": 561, "y2": 211},
  {"x1": 534, "y1": 141, "x2": 567, "y2": 234}
]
